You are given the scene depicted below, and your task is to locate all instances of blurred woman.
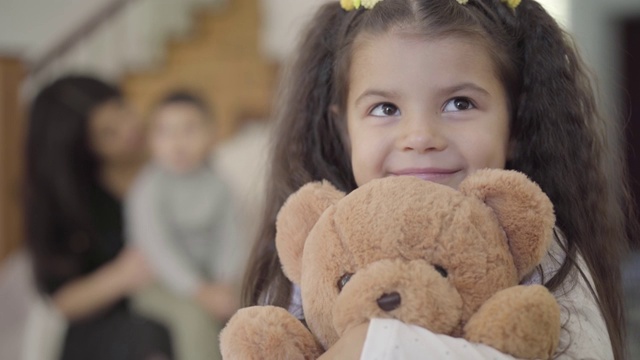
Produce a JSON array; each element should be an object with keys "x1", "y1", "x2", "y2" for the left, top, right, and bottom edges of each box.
[{"x1": 24, "y1": 75, "x2": 173, "y2": 360}]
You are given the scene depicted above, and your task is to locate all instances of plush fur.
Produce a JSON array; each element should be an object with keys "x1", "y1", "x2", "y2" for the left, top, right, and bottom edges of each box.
[{"x1": 220, "y1": 169, "x2": 561, "y2": 359}]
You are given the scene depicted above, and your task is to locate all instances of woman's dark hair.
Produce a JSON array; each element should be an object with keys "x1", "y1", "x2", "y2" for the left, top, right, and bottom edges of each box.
[
  {"x1": 241, "y1": 1, "x2": 633, "y2": 358},
  {"x1": 25, "y1": 75, "x2": 122, "y2": 294}
]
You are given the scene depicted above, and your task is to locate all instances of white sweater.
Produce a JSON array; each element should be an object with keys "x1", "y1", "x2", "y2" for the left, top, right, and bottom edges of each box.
[{"x1": 126, "y1": 163, "x2": 242, "y2": 296}]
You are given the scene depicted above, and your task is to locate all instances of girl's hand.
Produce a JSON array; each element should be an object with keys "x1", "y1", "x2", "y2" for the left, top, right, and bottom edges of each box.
[
  {"x1": 112, "y1": 247, "x2": 154, "y2": 292},
  {"x1": 318, "y1": 322, "x2": 369, "y2": 360}
]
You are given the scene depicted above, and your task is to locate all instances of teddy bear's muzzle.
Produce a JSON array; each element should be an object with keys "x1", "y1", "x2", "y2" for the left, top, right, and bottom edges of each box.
[{"x1": 332, "y1": 259, "x2": 464, "y2": 338}]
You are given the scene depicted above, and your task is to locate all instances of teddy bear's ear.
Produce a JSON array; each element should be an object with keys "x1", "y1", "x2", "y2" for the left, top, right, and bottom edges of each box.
[
  {"x1": 459, "y1": 169, "x2": 556, "y2": 279},
  {"x1": 275, "y1": 181, "x2": 345, "y2": 284}
]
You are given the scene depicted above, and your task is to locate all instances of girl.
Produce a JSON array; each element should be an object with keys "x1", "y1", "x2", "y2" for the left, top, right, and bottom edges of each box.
[
  {"x1": 242, "y1": 0, "x2": 633, "y2": 359},
  {"x1": 25, "y1": 75, "x2": 173, "y2": 360}
]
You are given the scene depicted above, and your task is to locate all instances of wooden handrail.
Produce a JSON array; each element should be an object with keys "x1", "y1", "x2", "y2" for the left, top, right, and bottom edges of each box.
[
  {"x1": 0, "y1": 57, "x2": 26, "y2": 262},
  {"x1": 29, "y1": 0, "x2": 134, "y2": 76}
]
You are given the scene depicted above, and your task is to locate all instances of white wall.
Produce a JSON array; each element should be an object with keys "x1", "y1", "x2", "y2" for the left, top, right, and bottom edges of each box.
[
  {"x1": 0, "y1": 0, "x2": 113, "y2": 60},
  {"x1": 571, "y1": 0, "x2": 640, "y2": 119},
  {"x1": 569, "y1": 0, "x2": 640, "y2": 221},
  {"x1": 259, "y1": 0, "x2": 332, "y2": 62},
  {"x1": 569, "y1": 0, "x2": 639, "y2": 179},
  {"x1": 537, "y1": 0, "x2": 571, "y2": 28}
]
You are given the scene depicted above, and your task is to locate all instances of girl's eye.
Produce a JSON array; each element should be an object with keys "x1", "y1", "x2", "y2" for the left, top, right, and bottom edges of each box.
[
  {"x1": 443, "y1": 97, "x2": 475, "y2": 112},
  {"x1": 370, "y1": 103, "x2": 400, "y2": 117},
  {"x1": 337, "y1": 273, "x2": 353, "y2": 292}
]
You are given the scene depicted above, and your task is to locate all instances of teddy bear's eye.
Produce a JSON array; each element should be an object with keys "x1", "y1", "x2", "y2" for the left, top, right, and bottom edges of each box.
[
  {"x1": 434, "y1": 265, "x2": 448, "y2": 278},
  {"x1": 337, "y1": 273, "x2": 353, "y2": 292}
]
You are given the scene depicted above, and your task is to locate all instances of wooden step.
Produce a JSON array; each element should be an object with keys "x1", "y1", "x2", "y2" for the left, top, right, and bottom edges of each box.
[{"x1": 122, "y1": 0, "x2": 278, "y2": 140}]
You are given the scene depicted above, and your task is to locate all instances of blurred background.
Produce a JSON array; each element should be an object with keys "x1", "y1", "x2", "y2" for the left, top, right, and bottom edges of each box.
[{"x1": 0, "y1": 0, "x2": 637, "y2": 359}]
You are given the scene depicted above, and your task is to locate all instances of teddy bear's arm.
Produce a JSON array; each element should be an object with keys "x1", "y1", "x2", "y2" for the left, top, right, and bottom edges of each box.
[
  {"x1": 219, "y1": 305, "x2": 324, "y2": 360},
  {"x1": 463, "y1": 284, "x2": 561, "y2": 360}
]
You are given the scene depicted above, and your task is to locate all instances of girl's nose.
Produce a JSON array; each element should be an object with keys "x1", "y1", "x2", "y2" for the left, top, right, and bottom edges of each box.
[{"x1": 396, "y1": 114, "x2": 447, "y2": 153}]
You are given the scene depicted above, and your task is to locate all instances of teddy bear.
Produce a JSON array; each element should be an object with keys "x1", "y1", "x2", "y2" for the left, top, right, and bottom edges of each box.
[{"x1": 219, "y1": 169, "x2": 561, "y2": 359}]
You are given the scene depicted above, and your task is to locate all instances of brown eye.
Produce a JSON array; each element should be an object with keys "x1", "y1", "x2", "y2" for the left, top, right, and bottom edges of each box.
[
  {"x1": 381, "y1": 104, "x2": 398, "y2": 116},
  {"x1": 443, "y1": 97, "x2": 475, "y2": 112},
  {"x1": 453, "y1": 98, "x2": 472, "y2": 110},
  {"x1": 370, "y1": 103, "x2": 400, "y2": 117},
  {"x1": 434, "y1": 265, "x2": 448, "y2": 278},
  {"x1": 337, "y1": 273, "x2": 353, "y2": 292}
]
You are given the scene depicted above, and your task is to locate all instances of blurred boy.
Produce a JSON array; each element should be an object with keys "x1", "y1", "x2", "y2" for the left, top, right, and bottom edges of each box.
[{"x1": 126, "y1": 92, "x2": 241, "y2": 360}]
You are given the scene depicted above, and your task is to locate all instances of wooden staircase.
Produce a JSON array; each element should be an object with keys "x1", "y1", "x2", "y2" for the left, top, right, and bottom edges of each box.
[{"x1": 122, "y1": 0, "x2": 278, "y2": 140}]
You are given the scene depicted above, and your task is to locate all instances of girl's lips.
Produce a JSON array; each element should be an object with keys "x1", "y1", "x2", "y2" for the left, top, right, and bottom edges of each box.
[{"x1": 389, "y1": 168, "x2": 461, "y2": 182}]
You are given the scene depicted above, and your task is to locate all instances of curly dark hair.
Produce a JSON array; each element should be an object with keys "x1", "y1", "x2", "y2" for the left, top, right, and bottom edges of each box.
[{"x1": 242, "y1": 1, "x2": 633, "y2": 358}]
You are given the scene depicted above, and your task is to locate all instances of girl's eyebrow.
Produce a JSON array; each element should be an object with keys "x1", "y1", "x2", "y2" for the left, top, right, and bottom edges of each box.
[
  {"x1": 354, "y1": 82, "x2": 491, "y2": 106},
  {"x1": 354, "y1": 89, "x2": 400, "y2": 106},
  {"x1": 438, "y1": 82, "x2": 491, "y2": 97}
]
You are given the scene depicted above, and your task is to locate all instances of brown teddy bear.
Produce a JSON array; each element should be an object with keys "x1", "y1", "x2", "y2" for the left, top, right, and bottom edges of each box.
[{"x1": 220, "y1": 169, "x2": 561, "y2": 359}]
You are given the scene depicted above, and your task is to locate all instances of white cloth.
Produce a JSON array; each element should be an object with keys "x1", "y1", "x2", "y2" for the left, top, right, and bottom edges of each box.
[{"x1": 361, "y1": 318, "x2": 514, "y2": 360}]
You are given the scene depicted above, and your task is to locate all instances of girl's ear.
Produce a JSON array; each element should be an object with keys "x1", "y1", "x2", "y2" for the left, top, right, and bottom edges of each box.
[
  {"x1": 276, "y1": 181, "x2": 345, "y2": 284},
  {"x1": 459, "y1": 169, "x2": 555, "y2": 279}
]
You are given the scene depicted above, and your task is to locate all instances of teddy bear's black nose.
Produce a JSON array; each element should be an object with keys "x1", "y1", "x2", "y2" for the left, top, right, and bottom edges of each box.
[{"x1": 377, "y1": 292, "x2": 401, "y2": 311}]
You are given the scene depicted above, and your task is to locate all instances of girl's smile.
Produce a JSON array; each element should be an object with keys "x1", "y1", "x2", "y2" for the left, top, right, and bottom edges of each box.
[
  {"x1": 346, "y1": 32, "x2": 511, "y2": 189},
  {"x1": 387, "y1": 167, "x2": 462, "y2": 184}
]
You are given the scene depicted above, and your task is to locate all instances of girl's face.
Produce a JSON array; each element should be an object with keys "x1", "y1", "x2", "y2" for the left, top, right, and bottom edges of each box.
[
  {"x1": 346, "y1": 32, "x2": 511, "y2": 189},
  {"x1": 89, "y1": 100, "x2": 145, "y2": 165}
]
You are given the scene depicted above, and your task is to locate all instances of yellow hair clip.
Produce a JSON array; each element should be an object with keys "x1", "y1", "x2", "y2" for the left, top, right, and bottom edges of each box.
[
  {"x1": 501, "y1": 0, "x2": 521, "y2": 9},
  {"x1": 340, "y1": 0, "x2": 383, "y2": 11},
  {"x1": 456, "y1": 0, "x2": 469, "y2": 4}
]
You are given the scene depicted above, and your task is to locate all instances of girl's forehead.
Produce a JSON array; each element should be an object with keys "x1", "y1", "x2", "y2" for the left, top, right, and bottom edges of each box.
[
  {"x1": 349, "y1": 31, "x2": 495, "y2": 78},
  {"x1": 345, "y1": 31, "x2": 506, "y2": 109},
  {"x1": 353, "y1": 29, "x2": 485, "y2": 54}
]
